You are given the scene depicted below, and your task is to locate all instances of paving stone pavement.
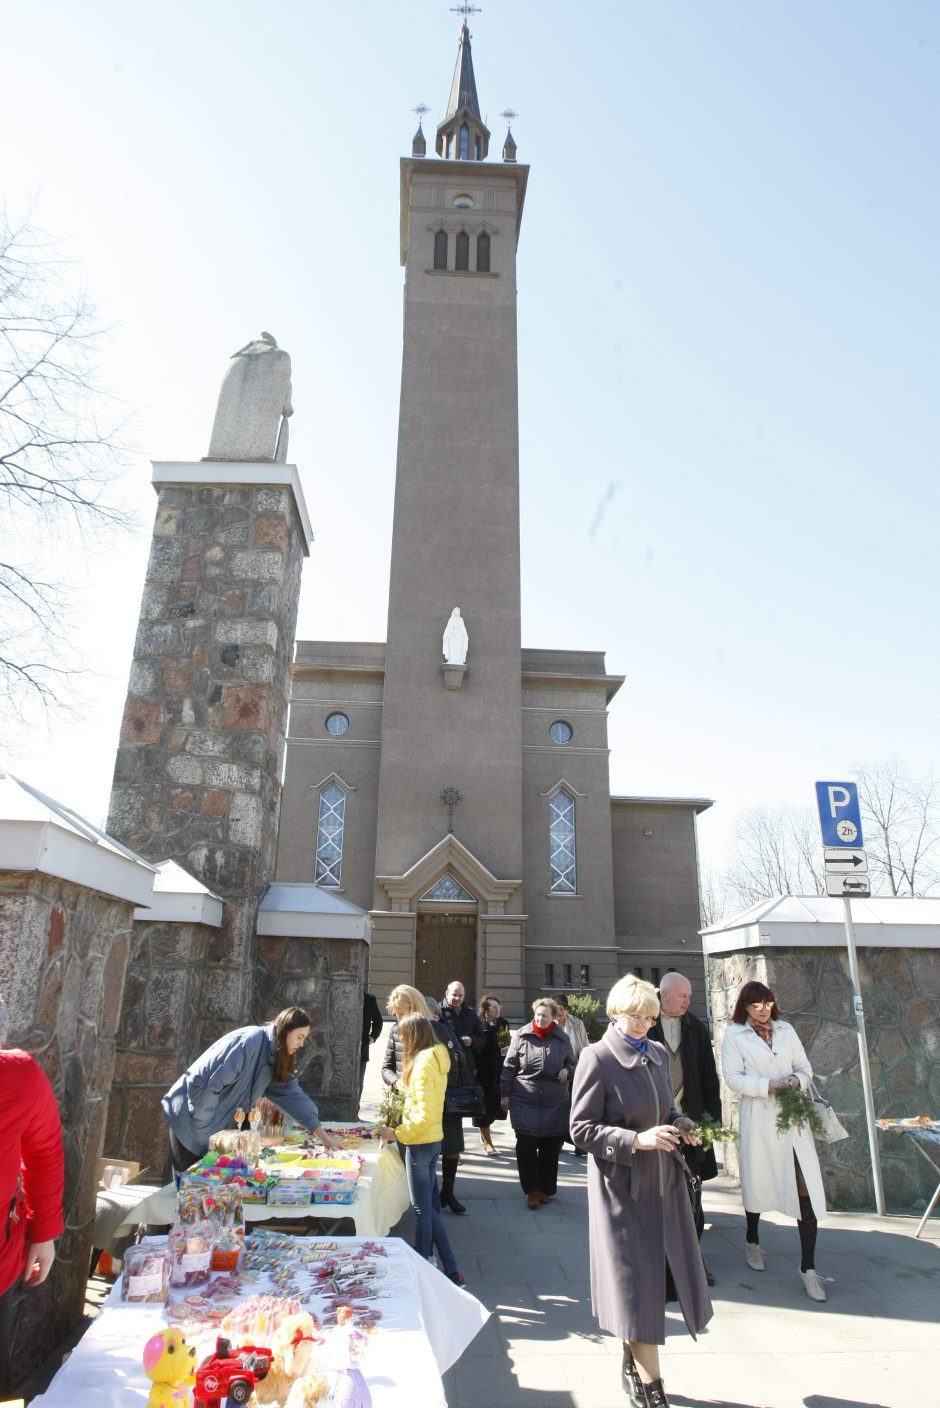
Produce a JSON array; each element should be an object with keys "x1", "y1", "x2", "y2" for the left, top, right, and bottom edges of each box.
[{"x1": 360, "y1": 1031, "x2": 940, "y2": 1408}]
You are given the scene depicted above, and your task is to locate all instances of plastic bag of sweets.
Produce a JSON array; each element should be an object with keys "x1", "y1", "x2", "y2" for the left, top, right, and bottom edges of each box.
[
  {"x1": 168, "y1": 1219, "x2": 217, "y2": 1286},
  {"x1": 205, "y1": 1183, "x2": 245, "y2": 1271},
  {"x1": 121, "y1": 1243, "x2": 170, "y2": 1304}
]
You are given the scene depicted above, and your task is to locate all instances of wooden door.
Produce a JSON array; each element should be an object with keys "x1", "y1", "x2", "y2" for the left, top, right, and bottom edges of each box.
[{"x1": 414, "y1": 914, "x2": 477, "y2": 1004}]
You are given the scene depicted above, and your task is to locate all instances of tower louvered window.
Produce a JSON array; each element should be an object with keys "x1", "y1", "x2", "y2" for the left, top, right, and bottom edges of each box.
[
  {"x1": 455, "y1": 231, "x2": 470, "y2": 271},
  {"x1": 549, "y1": 790, "x2": 577, "y2": 894},
  {"x1": 460, "y1": 123, "x2": 470, "y2": 159},
  {"x1": 315, "y1": 783, "x2": 346, "y2": 887},
  {"x1": 434, "y1": 229, "x2": 448, "y2": 270},
  {"x1": 476, "y1": 232, "x2": 490, "y2": 273}
]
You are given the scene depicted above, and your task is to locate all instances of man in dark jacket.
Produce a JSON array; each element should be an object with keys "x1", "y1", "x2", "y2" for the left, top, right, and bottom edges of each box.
[
  {"x1": 439, "y1": 980, "x2": 485, "y2": 1077},
  {"x1": 360, "y1": 993, "x2": 383, "y2": 1099},
  {"x1": 649, "y1": 971, "x2": 721, "y2": 1284}
]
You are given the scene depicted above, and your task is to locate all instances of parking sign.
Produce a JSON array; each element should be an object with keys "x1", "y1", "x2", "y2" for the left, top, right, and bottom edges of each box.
[{"x1": 815, "y1": 781, "x2": 864, "y2": 848}]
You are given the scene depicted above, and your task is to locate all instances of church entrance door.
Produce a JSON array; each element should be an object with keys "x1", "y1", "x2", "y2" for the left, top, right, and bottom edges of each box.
[{"x1": 415, "y1": 914, "x2": 477, "y2": 1003}]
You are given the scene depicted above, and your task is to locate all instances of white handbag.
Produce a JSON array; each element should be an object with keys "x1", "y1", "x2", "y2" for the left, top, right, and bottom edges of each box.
[{"x1": 810, "y1": 1080, "x2": 849, "y2": 1144}]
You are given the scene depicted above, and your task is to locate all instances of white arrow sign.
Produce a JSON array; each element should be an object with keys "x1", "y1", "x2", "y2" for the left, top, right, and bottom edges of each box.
[
  {"x1": 824, "y1": 848, "x2": 868, "y2": 873},
  {"x1": 825, "y1": 873, "x2": 871, "y2": 898}
]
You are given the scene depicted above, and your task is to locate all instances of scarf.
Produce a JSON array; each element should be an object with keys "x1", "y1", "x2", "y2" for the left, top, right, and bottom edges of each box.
[
  {"x1": 613, "y1": 1024, "x2": 648, "y2": 1056},
  {"x1": 748, "y1": 1017, "x2": 774, "y2": 1046},
  {"x1": 533, "y1": 1021, "x2": 555, "y2": 1039}
]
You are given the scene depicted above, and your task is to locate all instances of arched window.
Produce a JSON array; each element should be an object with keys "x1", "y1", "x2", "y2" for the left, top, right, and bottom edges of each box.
[
  {"x1": 433, "y1": 229, "x2": 448, "y2": 270},
  {"x1": 455, "y1": 231, "x2": 470, "y2": 271},
  {"x1": 549, "y1": 789, "x2": 576, "y2": 894},
  {"x1": 476, "y1": 232, "x2": 491, "y2": 273},
  {"x1": 315, "y1": 782, "x2": 346, "y2": 887},
  {"x1": 459, "y1": 123, "x2": 469, "y2": 159}
]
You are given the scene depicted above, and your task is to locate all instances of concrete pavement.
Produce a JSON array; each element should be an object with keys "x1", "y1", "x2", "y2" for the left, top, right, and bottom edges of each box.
[{"x1": 360, "y1": 1030, "x2": 940, "y2": 1408}]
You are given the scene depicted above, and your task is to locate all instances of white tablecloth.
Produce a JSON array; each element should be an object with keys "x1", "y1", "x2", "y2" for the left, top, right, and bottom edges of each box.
[
  {"x1": 31, "y1": 1236, "x2": 488, "y2": 1407},
  {"x1": 117, "y1": 1131, "x2": 410, "y2": 1239}
]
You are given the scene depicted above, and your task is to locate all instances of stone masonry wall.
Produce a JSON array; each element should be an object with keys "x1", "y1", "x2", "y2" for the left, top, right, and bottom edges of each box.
[
  {"x1": 0, "y1": 870, "x2": 135, "y2": 1386},
  {"x1": 107, "y1": 480, "x2": 305, "y2": 1052},
  {"x1": 254, "y1": 936, "x2": 367, "y2": 1122},
  {"x1": 708, "y1": 945, "x2": 940, "y2": 1213}
]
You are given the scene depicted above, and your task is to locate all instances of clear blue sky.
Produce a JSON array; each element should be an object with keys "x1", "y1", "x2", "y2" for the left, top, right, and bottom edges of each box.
[{"x1": 2, "y1": 0, "x2": 937, "y2": 869}]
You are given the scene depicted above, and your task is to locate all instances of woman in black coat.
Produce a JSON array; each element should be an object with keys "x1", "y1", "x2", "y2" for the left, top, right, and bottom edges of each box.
[
  {"x1": 381, "y1": 984, "x2": 470, "y2": 1213},
  {"x1": 472, "y1": 994, "x2": 510, "y2": 1154},
  {"x1": 500, "y1": 998, "x2": 575, "y2": 1208}
]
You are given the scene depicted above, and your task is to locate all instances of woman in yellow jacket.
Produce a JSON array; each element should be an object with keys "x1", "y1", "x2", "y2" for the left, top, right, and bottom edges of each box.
[{"x1": 379, "y1": 1013, "x2": 465, "y2": 1285}]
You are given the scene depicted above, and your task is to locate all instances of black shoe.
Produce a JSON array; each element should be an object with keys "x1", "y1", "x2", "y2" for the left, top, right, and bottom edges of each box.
[
  {"x1": 442, "y1": 1189, "x2": 467, "y2": 1214},
  {"x1": 621, "y1": 1346, "x2": 646, "y2": 1408},
  {"x1": 644, "y1": 1379, "x2": 670, "y2": 1407}
]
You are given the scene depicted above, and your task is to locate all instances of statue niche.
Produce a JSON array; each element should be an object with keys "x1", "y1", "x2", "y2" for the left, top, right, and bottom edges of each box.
[
  {"x1": 442, "y1": 607, "x2": 468, "y2": 689},
  {"x1": 206, "y1": 331, "x2": 293, "y2": 462}
]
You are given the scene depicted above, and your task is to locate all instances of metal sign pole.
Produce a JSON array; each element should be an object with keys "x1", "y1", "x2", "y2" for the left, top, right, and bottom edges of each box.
[{"x1": 842, "y1": 895, "x2": 886, "y2": 1216}]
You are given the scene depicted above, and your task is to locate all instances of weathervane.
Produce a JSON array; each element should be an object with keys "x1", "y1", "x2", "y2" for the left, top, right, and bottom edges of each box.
[{"x1": 440, "y1": 785, "x2": 463, "y2": 833}]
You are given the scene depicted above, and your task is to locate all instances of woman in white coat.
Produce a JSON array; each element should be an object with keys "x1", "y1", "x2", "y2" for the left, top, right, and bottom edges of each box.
[{"x1": 721, "y1": 980, "x2": 828, "y2": 1303}]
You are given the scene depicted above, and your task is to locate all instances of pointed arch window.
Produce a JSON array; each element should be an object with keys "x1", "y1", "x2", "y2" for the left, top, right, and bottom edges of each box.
[
  {"x1": 315, "y1": 782, "x2": 346, "y2": 887},
  {"x1": 433, "y1": 229, "x2": 448, "y2": 270},
  {"x1": 476, "y1": 231, "x2": 490, "y2": 273},
  {"x1": 459, "y1": 123, "x2": 470, "y2": 159},
  {"x1": 455, "y1": 231, "x2": 470, "y2": 271},
  {"x1": 549, "y1": 789, "x2": 577, "y2": 894}
]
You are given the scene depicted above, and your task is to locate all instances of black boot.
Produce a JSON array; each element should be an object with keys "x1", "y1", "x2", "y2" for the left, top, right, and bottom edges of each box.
[
  {"x1": 620, "y1": 1345, "x2": 646, "y2": 1408},
  {"x1": 440, "y1": 1176, "x2": 466, "y2": 1214},
  {"x1": 643, "y1": 1380, "x2": 670, "y2": 1407}
]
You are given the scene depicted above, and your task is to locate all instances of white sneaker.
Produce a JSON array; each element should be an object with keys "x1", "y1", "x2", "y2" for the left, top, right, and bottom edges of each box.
[
  {"x1": 801, "y1": 1269, "x2": 827, "y2": 1302},
  {"x1": 745, "y1": 1243, "x2": 765, "y2": 1271}
]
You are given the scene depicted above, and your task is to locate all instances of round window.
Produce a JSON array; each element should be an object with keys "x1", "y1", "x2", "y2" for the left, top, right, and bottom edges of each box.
[
  {"x1": 549, "y1": 720, "x2": 573, "y2": 745},
  {"x1": 325, "y1": 712, "x2": 350, "y2": 736}
]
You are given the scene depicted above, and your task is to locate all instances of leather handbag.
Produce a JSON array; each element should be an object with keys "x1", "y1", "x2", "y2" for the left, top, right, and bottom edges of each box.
[
  {"x1": 444, "y1": 1083, "x2": 486, "y2": 1118},
  {"x1": 810, "y1": 1080, "x2": 850, "y2": 1143}
]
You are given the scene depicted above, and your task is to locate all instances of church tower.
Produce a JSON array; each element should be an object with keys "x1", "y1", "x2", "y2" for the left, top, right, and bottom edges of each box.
[{"x1": 368, "y1": 21, "x2": 530, "y2": 1001}]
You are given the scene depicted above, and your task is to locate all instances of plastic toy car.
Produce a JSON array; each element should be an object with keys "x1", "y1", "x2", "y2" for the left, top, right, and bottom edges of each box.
[{"x1": 193, "y1": 1335, "x2": 273, "y2": 1407}]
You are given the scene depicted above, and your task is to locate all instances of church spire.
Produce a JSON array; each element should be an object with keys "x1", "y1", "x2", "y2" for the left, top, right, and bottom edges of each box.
[{"x1": 436, "y1": 17, "x2": 490, "y2": 160}]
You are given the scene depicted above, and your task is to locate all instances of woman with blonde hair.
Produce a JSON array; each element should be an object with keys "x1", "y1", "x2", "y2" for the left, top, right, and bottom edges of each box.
[
  {"x1": 378, "y1": 1014, "x2": 464, "y2": 1284},
  {"x1": 571, "y1": 975, "x2": 711, "y2": 1408},
  {"x1": 382, "y1": 984, "x2": 469, "y2": 1211}
]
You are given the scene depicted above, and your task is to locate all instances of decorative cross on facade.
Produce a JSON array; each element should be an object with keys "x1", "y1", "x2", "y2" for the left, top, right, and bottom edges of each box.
[
  {"x1": 440, "y1": 785, "x2": 463, "y2": 832},
  {"x1": 450, "y1": 2, "x2": 482, "y2": 20},
  {"x1": 412, "y1": 102, "x2": 431, "y2": 125}
]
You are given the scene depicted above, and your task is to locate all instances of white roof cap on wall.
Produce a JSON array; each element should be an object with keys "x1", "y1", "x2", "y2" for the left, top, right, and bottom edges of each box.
[
  {"x1": 257, "y1": 883, "x2": 371, "y2": 941},
  {"x1": 0, "y1": 769, "x2": 156, "y2": 906},
  {"x1": 133, "y1": 860, "x2": 224, "y2": 927},
  {"x1": 701, "y1": 894, "x2": 940, "y2": 954}
]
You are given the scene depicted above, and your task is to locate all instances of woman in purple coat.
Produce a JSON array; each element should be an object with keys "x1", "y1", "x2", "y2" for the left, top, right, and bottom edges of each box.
[{"x1": 570, "y1": 976, "x2": 712, "y2": 1408}]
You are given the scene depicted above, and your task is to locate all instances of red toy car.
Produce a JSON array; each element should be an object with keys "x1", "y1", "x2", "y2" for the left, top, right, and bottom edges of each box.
[{"x1": 193, "y1": 1335, "x2": 273, "y2": 1407}]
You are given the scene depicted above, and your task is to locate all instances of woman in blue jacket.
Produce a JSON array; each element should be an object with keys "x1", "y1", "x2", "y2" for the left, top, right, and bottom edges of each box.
[{"x1": 162, "y1": 1007, "x2": 340, "y2": 1171}]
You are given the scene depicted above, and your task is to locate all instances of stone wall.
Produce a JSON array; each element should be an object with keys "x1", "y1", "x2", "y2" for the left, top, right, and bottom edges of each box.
[
  {"x1": 105, "y1": 916, "x2": 216, "y2": 1177},
  {"x1": 0, "y1": 870, "x2": 135, "y2": 1385},
  {"x1": 254, "y1": 935, "x2": 366, "y2": 1121},
  {"x1": 708, "y1": 946, "x2": 940, "y2": 1213}
]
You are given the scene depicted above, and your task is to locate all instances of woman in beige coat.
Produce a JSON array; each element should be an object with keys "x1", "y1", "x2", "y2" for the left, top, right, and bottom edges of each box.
[{"x1": 721, "y1": 979, "x2": 827, "y2": 1303}]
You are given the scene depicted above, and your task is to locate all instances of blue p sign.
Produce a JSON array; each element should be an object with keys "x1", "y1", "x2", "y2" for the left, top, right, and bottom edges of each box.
[{"x1": 815, "y1": 781, "x2": 864, "y2": 848}]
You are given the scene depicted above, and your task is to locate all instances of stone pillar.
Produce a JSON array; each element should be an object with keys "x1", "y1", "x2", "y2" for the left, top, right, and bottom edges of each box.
[{"x1": 107, "y1": 462, "x2": 312, "y2": 1059}]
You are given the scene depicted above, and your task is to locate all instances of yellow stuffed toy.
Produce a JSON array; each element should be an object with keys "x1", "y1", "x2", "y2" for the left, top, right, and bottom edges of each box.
[{"x1": 142, "y1": 1326, "x2": 196, "y2": 1408}]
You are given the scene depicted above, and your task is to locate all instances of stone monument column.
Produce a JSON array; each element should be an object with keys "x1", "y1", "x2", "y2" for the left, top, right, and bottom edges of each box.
[{"x1": 106, "y1": 335, "x2": 312, "y2": 1053}]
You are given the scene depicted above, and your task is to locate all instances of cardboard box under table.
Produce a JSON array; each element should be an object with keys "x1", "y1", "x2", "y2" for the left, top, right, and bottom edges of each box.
[
  {"x1": 29, "y1": 1236, "x2": 488, "y2": 1408},
  {"x1": 117, "y1": 1124, "x2": 409, "y2": 1237}
]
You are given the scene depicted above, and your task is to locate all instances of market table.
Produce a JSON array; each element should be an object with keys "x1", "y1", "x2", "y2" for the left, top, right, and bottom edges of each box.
[
  {"x1": 30, "y1": 1235, "x2": 488, "y2": 1408},
  {"x1": 878, "y1": 1117, "x2": 940, "y2": 1238},
  {"x1": 116, "y1": 1125, "x2": 410, "y2": 1240}
]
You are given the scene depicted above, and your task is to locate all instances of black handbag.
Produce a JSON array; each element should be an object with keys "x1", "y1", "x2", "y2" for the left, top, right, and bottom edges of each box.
[{"x1": 444, "y1": 1083, "x2": 486, "y2": 1118}]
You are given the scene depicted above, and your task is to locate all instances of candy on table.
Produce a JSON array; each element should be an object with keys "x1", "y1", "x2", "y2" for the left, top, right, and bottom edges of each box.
[
  {"x1": 120, "y1": 1245, "x2": 170, "y2": 1304},
  {"x1": 168, "y1": 1220, "x2": 217, "y2": 1286},
  {"x1": 359, "y1": 1242, "x2": 387, "y2": 1258},
  {"x1": 234, "y1": 1107, "x2": 246, "y2": 1126},
  {"x1": 220, "y1": 1293, "x2": 304, "y2": 1339}
]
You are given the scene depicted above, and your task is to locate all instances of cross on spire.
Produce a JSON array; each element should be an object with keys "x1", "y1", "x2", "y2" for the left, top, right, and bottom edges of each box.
[{"x1": 450, "y1": 2, "x2": 482, "y2": 21}]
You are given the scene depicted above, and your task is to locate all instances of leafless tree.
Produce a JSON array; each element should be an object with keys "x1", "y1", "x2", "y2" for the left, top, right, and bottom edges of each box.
[
  {"x1": 855, "y1": 758, "x2": 940, "y2": 897},
  {"x1": 720, "y1": 803, "x2": 825, "y2": 914},
  {"x1": 0, "y1": 208, "x2": 130, "y2": 720}
]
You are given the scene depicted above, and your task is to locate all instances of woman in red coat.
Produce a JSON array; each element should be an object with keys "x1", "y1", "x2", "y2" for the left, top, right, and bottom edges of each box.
[{"x1": 0, "y1": 996, "x2": 65, "y2": 1392}]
